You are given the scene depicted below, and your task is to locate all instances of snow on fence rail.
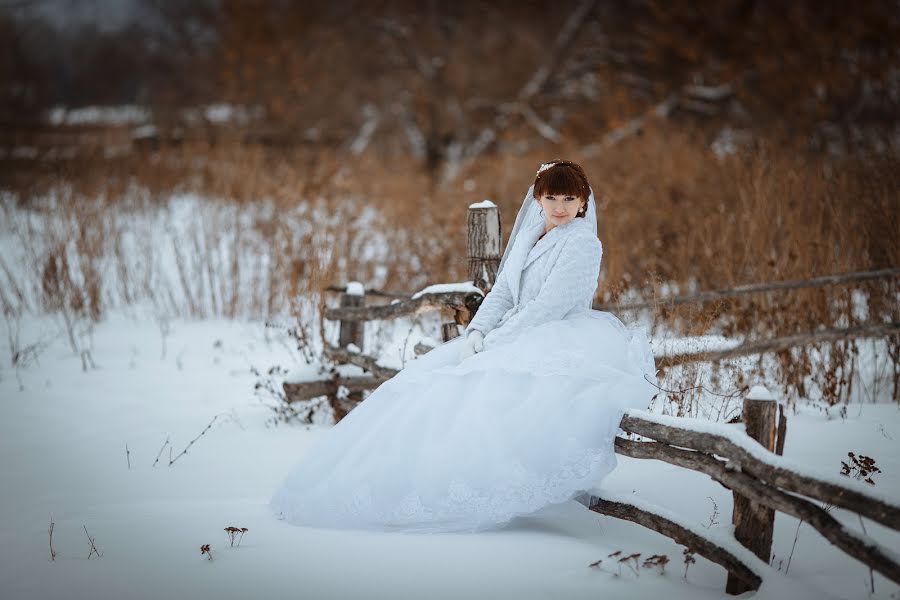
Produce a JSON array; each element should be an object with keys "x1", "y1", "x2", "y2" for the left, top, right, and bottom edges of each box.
[
  {"x1": 290, "y1": 201, "x2": 898, "y2": 409},
  {"x1": 594, "y1": 266, "x2": 900, "y2": 312},
  {"x1": 606, "y1": 397, "x2": 900, "y2": 594},
  {"x1": 285, "y1": 203, "x2": 502, "y2": 411},
  {"x1": 283, "y1": 201, "x2": 900, "y2": 594},
  {"x1": 661, "y1": 321, "x2": 900, "y2": 367}
]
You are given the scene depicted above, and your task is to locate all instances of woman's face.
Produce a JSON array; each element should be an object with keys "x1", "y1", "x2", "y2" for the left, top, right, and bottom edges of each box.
[{"x1": 535, "y1": 193, "x2": 585, "y2": 231}]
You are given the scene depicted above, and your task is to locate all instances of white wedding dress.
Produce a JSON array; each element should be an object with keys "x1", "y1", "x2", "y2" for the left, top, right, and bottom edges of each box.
[{"x1": 270, "y1": 192, "x2": 657, "y2": 533}]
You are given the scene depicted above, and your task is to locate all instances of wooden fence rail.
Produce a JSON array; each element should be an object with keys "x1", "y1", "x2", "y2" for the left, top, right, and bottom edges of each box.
[
  {"x1": 618, "y1": 411, "x2": 900, "y2": 530},
  {"x1": 281, "y1": 319, "x2": 898, "y2": 404},
  {"x1": 325, "y1": 269, "x2": 900, "y2": 317},
  {"x1": 595, "y1": 266, "x2": 900, "y2": 313},
  {"x1": 662, "y1": 321, "x2": 900, "y2": 367},
  {"x1": 601, "y1": 393, "x2": 900, "y2": 594},
  {"x1": 590, "y1": 495, "x2": 765, "y2": 590},
  {"x1": 288, "y1": 200, "x2": 898, "y2": 410},
  {"x1": 279, "y1": 200, "x2": 899, "y2": 595},
  {"x1": 323, "y1": 290, "x2": 482, "y2": 322}
]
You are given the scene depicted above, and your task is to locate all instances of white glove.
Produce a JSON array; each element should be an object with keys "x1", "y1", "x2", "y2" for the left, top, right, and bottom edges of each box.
[{"x1": 458, "y1": 330, "x2": 484, "y2": 361}]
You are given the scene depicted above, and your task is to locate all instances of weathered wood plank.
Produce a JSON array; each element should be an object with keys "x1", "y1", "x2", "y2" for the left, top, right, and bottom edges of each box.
[
  {"x1": 282, "y1": 376, "x2": 385, "y2": 403},
  {"x1": 467, "y1": 203, "x2": 501, "y2": 292},
  {"x1": 659, "y1": 321, "x2": 899, "y2": 367},
  {"x1": 618, "y1": 412, "x2": 900, "y2": 531},
  {"x1": 728, "y1": 394, "x2": 777, "y2": 594},
  {"x1": 614, "y1": 437, "x2": 900, "y2": 586},
  {"x1": 325, "y1": 291, "x2": 483, "y2": 321},
  {"x1": 323, "y1": 345, "x2": 399, "y2": 380},
  {"x1": 589, "y1": 497, "x2": 762, "y2": 590},
  {"x1": 596, "y1": 267, "x2": 900, "y2": 312},
  {"x1": 338, "y1": 292, "x2": 365, "y2": 350}
]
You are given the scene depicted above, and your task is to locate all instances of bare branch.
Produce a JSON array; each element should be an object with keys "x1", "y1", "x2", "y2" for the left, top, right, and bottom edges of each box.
[
  {"x1": 168, "y1": 415, "x2": 220, "y2": 466},
  {"x1": 615, "y1": 438, "x2": 900, "y2": 585},
  {"x1": 83, "y1": 525, "x2": 101, "y2": 559},
  {"x1": 618, "y1": 412, "x2": 900, "y2": 531},
  {"x1": 581, "y1": 93, "x2": 678, "y2": 156},
  {"x1": 446, "y1": 0, "x2": 598, "y2": 180},
  {"x1": 518, "y1": 0, "x2": 599, "y2": 102},
  {"x1": 517, "y1": 104, "x2": 561, "y2": 143},
  {"x1": 590, "y1": 497, "x2": 762, "y2": 590}
]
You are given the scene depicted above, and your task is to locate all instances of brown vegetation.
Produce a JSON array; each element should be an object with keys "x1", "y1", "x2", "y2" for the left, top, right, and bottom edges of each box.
[
  {"x1": 1, "y1": 1, "x2": 897, "y2": 406},
  {"x1": 6, "y1": 129, "x2": 896, "y2": 316}
]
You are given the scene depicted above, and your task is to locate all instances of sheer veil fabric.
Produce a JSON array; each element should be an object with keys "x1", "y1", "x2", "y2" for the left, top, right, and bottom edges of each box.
[
  {"x1": 501, "y1": 183, "x2": 598, "y2": 269},
  {"x1": 269, "y1": 182, "x2": 657, "y2": 533},
  {"x1": 499, "y1": 184, "x2": 598, "y2": 309}
]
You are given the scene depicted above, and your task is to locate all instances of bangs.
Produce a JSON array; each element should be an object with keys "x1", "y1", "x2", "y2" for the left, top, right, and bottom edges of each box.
[{"x1": 534, "y1": 164, "x2": 589, "y2": 199}]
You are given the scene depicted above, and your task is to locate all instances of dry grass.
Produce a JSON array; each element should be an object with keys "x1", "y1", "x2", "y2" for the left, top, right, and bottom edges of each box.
[{"x1": 2, "y1": 127, "x2": 897, "y2": 404}]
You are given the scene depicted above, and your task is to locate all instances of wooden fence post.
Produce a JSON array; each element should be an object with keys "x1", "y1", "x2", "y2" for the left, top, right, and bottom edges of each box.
[
  {"x1": 334, "y1": 283, "x2": 366, "y2": 420},
  {"x1": 458, "y1": 200, "x2": 502, "y2": 339},
  {"x1": 338, "y1": 283, "x2": 365, "y2": 351},
  {"x1": 727, "y1": 385, "x2": 779, "y2": 595},
  {"x1": 467, "y1": 200, "x2": 502, "y2": 293},
  {"x1": 441, "y1": 320, "x2": 460, "y2": 342}
]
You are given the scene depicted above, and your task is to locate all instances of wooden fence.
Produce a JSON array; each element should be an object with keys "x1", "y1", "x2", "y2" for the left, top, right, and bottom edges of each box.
[
  {"x1": 285, "y1": 201, "x2": 898, "y2": 409},
  {"x1": 282, "y1": 200, "x2": 899, "y2": 594},
  {"x1": 605, "y1": 393, "x2": 899, "y2": 593}
]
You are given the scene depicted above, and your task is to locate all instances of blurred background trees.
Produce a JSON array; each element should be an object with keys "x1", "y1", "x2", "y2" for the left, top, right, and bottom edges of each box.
[
  {"x1": 1, "y1": 1, "x2": 897, "y2": 404},
  {"x1": 0, "y1": 0, "x2": 897, "y2": 303},
  {"x1": 3, "y1": 0, "x2": 898, "y2": 165}
]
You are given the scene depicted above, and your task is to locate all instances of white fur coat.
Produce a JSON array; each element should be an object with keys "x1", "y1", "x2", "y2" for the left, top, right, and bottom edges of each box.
[{"x1": 465, "y1": 217, "x2": 602, "y2": 347}]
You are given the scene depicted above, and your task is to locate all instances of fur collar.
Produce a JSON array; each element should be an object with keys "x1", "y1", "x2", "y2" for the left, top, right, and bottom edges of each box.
[{"x1": 505, "y1": 217, "x2": 594, "y2": 303}]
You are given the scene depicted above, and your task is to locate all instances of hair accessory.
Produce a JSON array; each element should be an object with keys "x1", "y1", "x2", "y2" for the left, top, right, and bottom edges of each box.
[
  {"x1": 497, "y1": 181, "x2": 597, "y2": 309},
  {"x1": 535, "y1": 161, "x2": 557, "y2": 177}
]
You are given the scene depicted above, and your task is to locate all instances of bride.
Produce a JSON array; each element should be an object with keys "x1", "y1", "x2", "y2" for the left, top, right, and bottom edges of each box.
[{"x1": 270, "y1": 159, "x2": 657, "y2": 533}]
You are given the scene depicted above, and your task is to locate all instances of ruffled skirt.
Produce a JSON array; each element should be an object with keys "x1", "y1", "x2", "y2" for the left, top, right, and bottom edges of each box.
[{"x1": 269, "y1": 310, "x2": 657, "y2": 533}]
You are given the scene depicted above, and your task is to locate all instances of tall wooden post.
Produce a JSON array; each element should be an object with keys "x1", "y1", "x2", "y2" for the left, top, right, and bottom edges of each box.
[
  {"x1": 334, "y1": 283, "x2": 365, "y2": 421},
  {"x1": 727, "y1": 385, "x2": 780, "y2": 595},
  {"x1": 467, "y1": 200, "x2": 502, "y2": 293},
  {"x1": 462, "y1": 200, "x2": 501, "y2": 334},
  {"x1": 338, "y1": 283, "x2": 365, "y2": 351},
  {"x1": 441, "y1": 319, "x2": 460, "y2": 342}
]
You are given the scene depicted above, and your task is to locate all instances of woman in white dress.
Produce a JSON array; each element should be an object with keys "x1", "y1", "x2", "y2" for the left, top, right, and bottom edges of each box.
[{"x1": 270, "y1": 159, "x2": 657, "y2": 533}]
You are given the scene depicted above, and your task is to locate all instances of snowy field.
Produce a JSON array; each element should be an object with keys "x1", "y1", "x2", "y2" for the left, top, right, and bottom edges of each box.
[{"x1": 1, "y1": 311, "x2": 898, "y2": 600}]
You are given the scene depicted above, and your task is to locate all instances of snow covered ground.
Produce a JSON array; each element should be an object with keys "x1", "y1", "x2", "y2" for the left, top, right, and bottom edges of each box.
[{"x1": 1, "y1": 311, "x2": 897, "y2": 600}]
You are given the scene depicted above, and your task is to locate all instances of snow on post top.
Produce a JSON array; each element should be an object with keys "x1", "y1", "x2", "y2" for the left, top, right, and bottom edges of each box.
[
  {"x1": 468, "y1": 199, "x2": 496, "y2": 209},
  {"x1": 345, "y1": 282, "x2": 365, "y2": 296},
  {"x1": 746, "y1": 385, "x2": 776, "y2": 402},
  {"x1": 411, "y1": 281, "x2": 483, "y2": 300}
]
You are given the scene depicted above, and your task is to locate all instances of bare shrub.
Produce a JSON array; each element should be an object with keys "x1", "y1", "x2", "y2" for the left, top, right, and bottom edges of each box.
[{"x1": 2, "y1": 128, "x2": 896, "y2": 402}]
